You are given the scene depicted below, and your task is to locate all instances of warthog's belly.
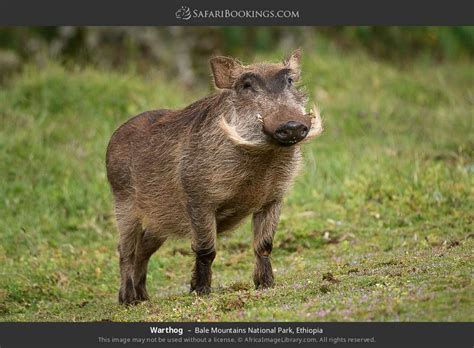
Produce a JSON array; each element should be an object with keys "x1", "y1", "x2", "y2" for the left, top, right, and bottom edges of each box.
[{"x1": 215, "y1": 206, "x2": 253, "y2": 234}]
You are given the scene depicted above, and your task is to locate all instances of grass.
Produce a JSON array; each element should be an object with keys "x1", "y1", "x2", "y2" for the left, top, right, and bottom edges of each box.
[{"x1": 0, "y1": 49, "x2": 472, "y2": 321}]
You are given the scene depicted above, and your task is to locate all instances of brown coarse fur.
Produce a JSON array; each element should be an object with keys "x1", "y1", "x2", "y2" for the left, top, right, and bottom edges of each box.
[{"x1": 106, "y1": 49, "x2": 323, "y2": 304}]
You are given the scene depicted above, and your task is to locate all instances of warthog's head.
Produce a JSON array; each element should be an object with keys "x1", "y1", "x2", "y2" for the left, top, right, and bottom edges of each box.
[{"x1": 211, "y1": 49, "x2": 322, "y2": 149}]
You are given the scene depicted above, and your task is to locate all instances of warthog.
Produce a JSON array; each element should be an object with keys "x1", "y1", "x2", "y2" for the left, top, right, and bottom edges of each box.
[{"x1": 106, "y1": 49, "x2": 322, "y2": 304}]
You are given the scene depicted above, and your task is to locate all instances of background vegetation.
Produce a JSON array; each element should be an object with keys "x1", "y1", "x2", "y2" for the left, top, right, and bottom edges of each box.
[
  {"x1": 1, "y1": 27, "x2": 474, "y2": 84},
  {"x1": 0, "y1": 27, "x2": 472, "y2": 321}
]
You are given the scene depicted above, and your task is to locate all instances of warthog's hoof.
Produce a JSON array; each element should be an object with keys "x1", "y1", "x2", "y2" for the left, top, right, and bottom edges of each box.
[
  {"x1": 134, "y1": 284, "x2": 150, "y2": 302},
  {"x1": 254, "y1": 276, "x2": 275, "y2": 289},
  {"x1": 118, "y1": 288, "x2": 149, "y2": 305},
  {"x1": 190, "y1": 285, "x2": 212, "y2": 296}
]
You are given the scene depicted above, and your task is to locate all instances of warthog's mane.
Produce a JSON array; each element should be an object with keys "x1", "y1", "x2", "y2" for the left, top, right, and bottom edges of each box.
[{"x1": 172, "y1": 92, "x2": 229, "y2": 131}]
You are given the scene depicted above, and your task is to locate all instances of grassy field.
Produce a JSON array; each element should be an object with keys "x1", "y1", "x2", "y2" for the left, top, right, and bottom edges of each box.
[{"x1": 0, "y1": 49, "x2": 472, "y2": 321}]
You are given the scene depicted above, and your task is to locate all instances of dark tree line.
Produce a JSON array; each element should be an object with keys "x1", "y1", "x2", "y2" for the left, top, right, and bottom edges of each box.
[{"x1": 0, "y1": 27, "x2": 473, "y2": 83}]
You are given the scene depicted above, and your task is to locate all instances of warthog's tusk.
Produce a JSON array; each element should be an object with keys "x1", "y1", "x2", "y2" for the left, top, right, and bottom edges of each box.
[
  {"x1": 302, "y1": 103, "x2": 323, "y2": 141},
  {"x1": 219, "y1": 117, "x2": 269, "y2": 151}
]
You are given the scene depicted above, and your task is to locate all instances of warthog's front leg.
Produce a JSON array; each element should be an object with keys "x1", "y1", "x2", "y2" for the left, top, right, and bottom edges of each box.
[
  {"x1": 252, "y1": 200, "x2": 282, "y2": 289},
  {"x1": 188, "y1": 202, "x2": 217, "y2": 295}
]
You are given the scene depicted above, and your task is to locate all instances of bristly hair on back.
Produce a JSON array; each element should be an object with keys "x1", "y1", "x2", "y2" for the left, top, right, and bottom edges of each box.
[{"x1": 167, "y1": 91, "x2": 232, "y2": 133}]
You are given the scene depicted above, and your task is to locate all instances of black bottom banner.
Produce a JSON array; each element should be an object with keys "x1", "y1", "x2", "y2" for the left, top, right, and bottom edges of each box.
[{"x1": 0, "y1": 322, "x2": 471, "y2": 347}]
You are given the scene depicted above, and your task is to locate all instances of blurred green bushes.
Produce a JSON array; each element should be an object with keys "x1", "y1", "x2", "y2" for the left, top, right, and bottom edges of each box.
[
  {"x1": 0, "y1": 27, "x2": 473, "y2": 83},
  {"x1": 318, "y1": 27, "x2": 474, "y2": 60}
]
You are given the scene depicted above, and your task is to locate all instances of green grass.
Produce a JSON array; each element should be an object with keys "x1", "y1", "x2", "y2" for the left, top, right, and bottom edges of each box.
[{"x1": 0, "y1": 50, "x2": 472, "y2": 321}]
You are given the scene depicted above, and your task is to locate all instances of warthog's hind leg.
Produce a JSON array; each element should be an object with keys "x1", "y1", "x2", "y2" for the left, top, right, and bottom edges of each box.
[
  {"x1": 132, "y1": 230, "x2": 166, "y2": 301},
  {"x1": 117, "y1": 215, "x2": 142, "y2": 305}
]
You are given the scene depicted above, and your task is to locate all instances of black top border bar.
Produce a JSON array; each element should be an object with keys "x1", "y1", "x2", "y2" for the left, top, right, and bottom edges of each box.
[{"x1": 0, "y1": 0, "x2": 473, "y2": 25}]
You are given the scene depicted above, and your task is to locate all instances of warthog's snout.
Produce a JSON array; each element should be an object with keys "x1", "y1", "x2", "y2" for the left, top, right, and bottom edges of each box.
[
  {"x1": 274, "y1": 121, "x2": 309, "y2": 145},
  {"x1": 262, "y1": 107, "x2": 313, "y2": 147}
]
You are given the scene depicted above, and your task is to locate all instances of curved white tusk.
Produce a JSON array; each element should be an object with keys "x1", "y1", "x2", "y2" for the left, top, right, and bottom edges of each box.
[
  {"x1": 302, "y1": 104, "x2": 323, "y2": 141},
  {"x1": 219, "y1": 117, "x2": 269, "y2": 150}
]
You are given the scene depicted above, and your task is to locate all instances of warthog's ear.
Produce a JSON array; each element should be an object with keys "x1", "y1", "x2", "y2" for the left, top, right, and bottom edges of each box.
[
  {"x1": 283, "y1": 48, "x2": 302, "y2": 80},
  {"x1": 209, "y1": 56, "x2": 243, "y2": 89}
]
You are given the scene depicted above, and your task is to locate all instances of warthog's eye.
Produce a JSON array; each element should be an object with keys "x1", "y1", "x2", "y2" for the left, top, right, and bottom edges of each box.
[
  {"x1": 243, "y1": 81, "x2": 252, "y2": 89},
  {"x1": 241, "y1": 79, "x2": 257, "y2": 93},
  {"x1": 287, "y1": 77, "x2": 294, "y2": 86}
]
